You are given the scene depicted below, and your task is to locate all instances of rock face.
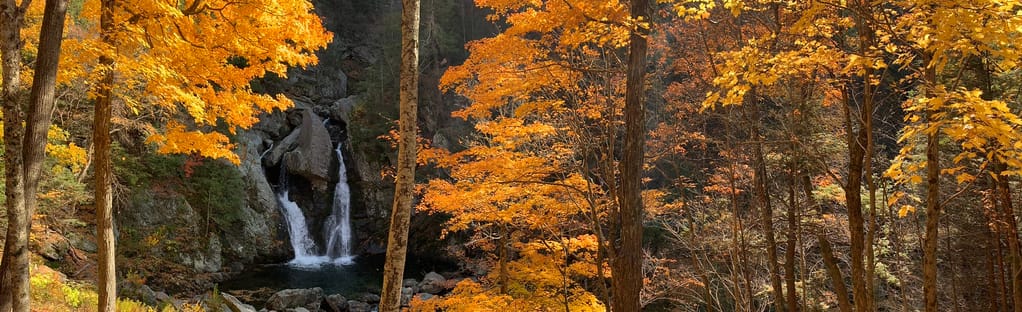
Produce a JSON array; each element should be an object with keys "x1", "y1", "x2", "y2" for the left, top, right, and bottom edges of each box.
[
  {"x1": 265, "y1": 287, "x2": 324, "y2": 311},
  {"x1": 283, "y1": 110, "x2": 333, "y2": 190}
]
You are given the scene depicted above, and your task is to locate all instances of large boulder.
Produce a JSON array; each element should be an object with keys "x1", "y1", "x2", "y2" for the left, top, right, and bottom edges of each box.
[
  {"x1": 418, "y1": 272, "x2": 447, "y2": 294},
  {"x1": 265, "y1": 288, "x2": 324, "y2": 311},
  {"x1": 283, "y1": 110, "x2": 333, "y2": 190}
]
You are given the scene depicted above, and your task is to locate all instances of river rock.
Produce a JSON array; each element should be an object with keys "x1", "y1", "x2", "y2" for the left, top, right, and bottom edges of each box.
[
  {"x1": 357, "y1": 293, "x2": 381, "y2": 303},
  {"x1": 221, "y1": 292, "x2": 257, "y2": 312},
  {"x1": 418, "y1": 272, "x2": 446, "y2": 294},
  {"x1": 323, "y1": 294, "x2": 348, "y2": 312},
  {"x1": 266, "y1": 287, "x2": 324, "y2": 311},
  {"x1": 286, "y1": 308, "x2": 310, "y2": 312},
  {"x1": 402, "y1": 278, "x2": 418, "y2": 290},
  {"x1": 400, "y1": 287, "x2": 414, "y2": 306},
  {"x1": 347, "y1": 300, "x2": 371, "y2": 312},
  {"x1": 416, "y1": 293, "x2": 433, "y2": 302},
  {"x1": 283, "y1": 110, "x2": 333, "y2": 190}
]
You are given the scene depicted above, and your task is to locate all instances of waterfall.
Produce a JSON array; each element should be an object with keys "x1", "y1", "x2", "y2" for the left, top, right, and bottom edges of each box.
[
  {"x1": 324, "y1": 143, "x2": 355, "y2": 265},
  {"x1": 276, "y1": 167, "x2": 325, "y2": 266},
  {"x1": 275, "y1": 144, "x2": 355, "y2": 268}
]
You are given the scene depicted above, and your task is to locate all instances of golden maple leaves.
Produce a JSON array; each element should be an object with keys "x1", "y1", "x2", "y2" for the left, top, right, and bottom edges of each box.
[{"x1": 19, "y1": 0, "x2": 331, "y2": 163}]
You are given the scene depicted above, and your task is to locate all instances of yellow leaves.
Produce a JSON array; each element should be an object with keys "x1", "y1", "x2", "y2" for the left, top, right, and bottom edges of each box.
[
  {"x1": 898, "y1": 205, "x2": 917, "y2": 218},
  {"x1": 146, "y1": 123, "x2": 240, "y2": 164}
]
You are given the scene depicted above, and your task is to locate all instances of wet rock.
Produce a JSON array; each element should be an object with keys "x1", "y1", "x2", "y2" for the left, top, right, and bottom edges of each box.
[{"x1": 266, "y1": 287, "x2": 324, "y2": 311}]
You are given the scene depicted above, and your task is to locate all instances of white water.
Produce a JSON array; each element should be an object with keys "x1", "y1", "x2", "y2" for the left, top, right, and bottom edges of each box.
[
  {"x1": 276, "y1": 143, "x2": 355, "y2": 268},
  {"x1": 277, "y1": 191, "x2": 326, "y2": 266},
  {"x1": 324, "y1": 143, "x2": 355, "y2": 265}
]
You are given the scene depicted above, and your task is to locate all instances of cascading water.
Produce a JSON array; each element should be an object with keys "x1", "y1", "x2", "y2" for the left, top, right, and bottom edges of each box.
[
  {"x1": 275, "y1": 143, "x2": 356, "y2": 267},
  {"x1": 324, "y1": 143, "x2": 355, "y2": 265},
  {"x1": 276, "y1": 166, "x2": 324, "y2": 266}
]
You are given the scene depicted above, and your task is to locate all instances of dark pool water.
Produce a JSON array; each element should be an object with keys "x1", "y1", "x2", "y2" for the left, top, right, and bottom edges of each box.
[{"x1": 219, "y1": 254, "x2": 457, "y2": 297}]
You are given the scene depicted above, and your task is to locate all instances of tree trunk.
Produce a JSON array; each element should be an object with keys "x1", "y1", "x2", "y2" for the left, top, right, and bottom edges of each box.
[
  {"x1": 995, "y1": 164, "x2": 1022, "y2": 312},
  {"x1": 9, "y1": 1, "x2": 68, "y2": 310},
  {"x1": 0, "y1": 0, "x2": 27, "y2": 310},
  {"x1": 379, "y1": 0, "x2": 419, "y2": 310},
  {"x1": 923, "y1": 60, "x2": 942, "y2": 312},
  {"x1": 819, "y1": 235, "x2": 852, "y2": 312},
  {"x1": 611, "y1": 0, "x2": 648, "y2": 310},
  {"x1": 748, "y1": 98, "x2": 785, "y2": 312},
  {"x1": 94, "y1": 0, "x2": 117, "y2": 309},
  {"x1": 784, "y1": 154, "x2": 799, "y2": 312},
  {"x1": 841, "y1": 86, "x2": 868, "y2": 312}
]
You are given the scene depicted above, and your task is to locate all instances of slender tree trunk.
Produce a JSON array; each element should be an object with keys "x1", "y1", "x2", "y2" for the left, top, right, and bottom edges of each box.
[
  {"x1": 784, "y1": 153, "x2": 799, "y2": 312},
  {"x1": 841, "y1": 86, "x2": 868, "y2": 312},
  {"x1": 95, "y1": 0, "x2": 117, "y2": 309},
  {"x1": 0, "y1": 0, "x2": 28, "y2": 310},
  {"x1": 611, "y1": 0, "x2": 648, "y2": 310},
  {"x1": 995, "y1": 164, "x2": 1022, "y2": 312},
  {"x1": 379, "y1": 0, "x2": 419, "y2": 310},
  {"x1": 923, "y1": 60, "x2": 942, "y2": 312},
  {"x1": 748, "y1": 99, "x2": 785, "y2": 312},
  {"x1": 819, "y1": 235, "x2": 852, "y2": 312},
  {"x1": 10, "y1": 1, "x2": 68, "y2": 311}
]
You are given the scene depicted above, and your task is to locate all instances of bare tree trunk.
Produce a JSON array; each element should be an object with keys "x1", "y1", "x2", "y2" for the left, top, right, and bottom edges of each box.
[
  {"x1": 11, "y1": 1, "x2": 68, "y2": 311},
  {"x1": 748, "y1": 99, "x2": 785, "y2": 312},
  {"x1": 841, "y1": 86, "x2": 868, "y2": 312},
  {"x1": 0, "y1": 0, "x2": 29, "y2": 310},
  {"x1": 379, "y1": 0, "x2": 419, "y2": 310},
  {"x1": 995, "y1": 164, "x2": 1022, "y2": 312},
  {"x1": 611, "y1": 0, "x2": 648, "y2": 310},
  {"x1": 819, "y1": 235, "x2": 852, "y2": 312},
  {"x1": 923, "y1": 61, "x2": 942, "y2": 312},
  {"x1": 94, "y1": 0, "x2": 117, "y2": 309},
  {"x1": 784, "y1": 153, "x2": 799, "y2": 312}
]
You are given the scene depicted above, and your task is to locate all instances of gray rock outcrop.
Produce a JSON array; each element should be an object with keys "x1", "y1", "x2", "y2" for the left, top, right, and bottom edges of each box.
[{"x1": 283, "y1": 110, "x2": 333, "y2": 190}]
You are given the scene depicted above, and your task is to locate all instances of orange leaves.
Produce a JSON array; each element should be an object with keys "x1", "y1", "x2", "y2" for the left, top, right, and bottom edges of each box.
[
  {"x1": 146, "y1": 123, "x2": 240, "y2": 164},
  {"x1": 56, "y1": 0, "x2": 330, "y2": 163}
]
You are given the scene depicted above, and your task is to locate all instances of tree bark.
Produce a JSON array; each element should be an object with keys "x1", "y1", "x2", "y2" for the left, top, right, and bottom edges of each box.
[
  {"x1": 748, "y1": 98, "x2": 785, "y2": 312},
  {"x1": 611, "y1": 0, "x2": 648, "y2": 310},
  {"x1": 923, "y1": 59, "x2": 941, "y2": 312},
  {"x1": 841, "y1": 86, "x2": 868, "y2": 312},
  {"x1": 995, "y1": 164, "x2": 1022, "y2": 312},
  {"x1": 0, "y1": 0, "x2": 27, "y2": 309},
  {"x1": 784, "y1": 153, "x2": 799, "y2": 312},
  {"x1": 8, "y1": 1, "x2": 68, "y2": 310},
  {"x1": 379, "y1": 0, "x2": 419, "y2": 310},
  {"x1": 94, "y1": 0, "x2": 117, "y2": 309},
  {"x1": 819, "y1": 235, "x2": 852, "y2": 312}
]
